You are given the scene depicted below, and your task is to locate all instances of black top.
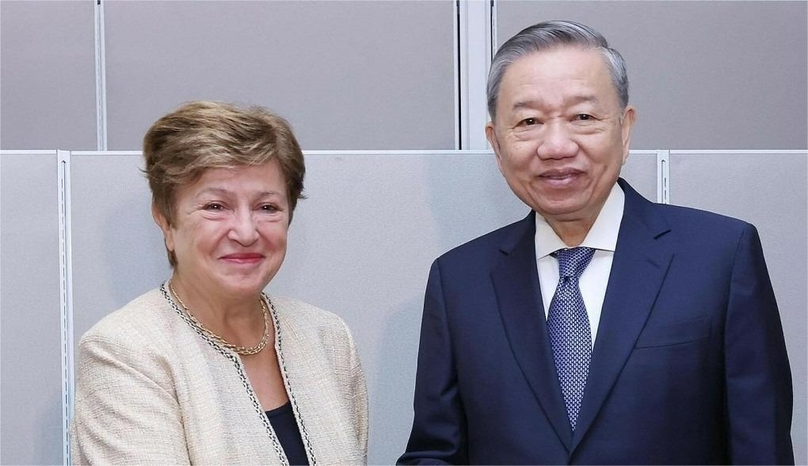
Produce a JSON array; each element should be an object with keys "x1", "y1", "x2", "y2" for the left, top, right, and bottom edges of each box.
[{"x1": 265, "y1": 402, "x2": 309, "y2": 465}]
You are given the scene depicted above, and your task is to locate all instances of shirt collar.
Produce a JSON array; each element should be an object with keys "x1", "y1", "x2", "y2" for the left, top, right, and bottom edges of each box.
[{"x1": 534, "y1": 182, "x2": 625, "y2": 259}]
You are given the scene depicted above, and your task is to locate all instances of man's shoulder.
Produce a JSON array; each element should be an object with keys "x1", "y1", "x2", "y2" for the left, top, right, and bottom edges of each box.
[
  {"x1": 630, "y1": 201, "x2": 759, "y2": 256},
  {"x1": 622, "y1": 178, "x2": 751, "y2": 234},
  {"x1": 652, "y1": 201, "x2": 752, "y2": 234},
  {"x1": 437, "y1": 212, "x2": 532, "y2": 265}
]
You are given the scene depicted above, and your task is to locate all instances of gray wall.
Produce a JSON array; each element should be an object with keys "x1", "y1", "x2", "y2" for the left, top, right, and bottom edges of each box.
[
  {"x1": 3, "y1": 1, "x2": 805, "y2": 152},
  {"x1": 0, "y1": 2, "x2": 97, "y2": 150},
  {"x1": 1, "y1": 0, "x2": 806, "y2": 464},
  {"x1": 496, "y1": 0, "x2": 808, "y2": 150},
  {"x1": 1, "y1": 0, "x2": 456, "y2": 151}
]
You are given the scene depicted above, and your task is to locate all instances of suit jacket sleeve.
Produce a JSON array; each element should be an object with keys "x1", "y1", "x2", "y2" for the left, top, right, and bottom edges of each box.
[
  {"x1": 399, "y1": 260, "x2": 469, "y2": 464},
  {"x1": 725, "y1": 224, "x2": 793, "y2": 464},
  {"x1": 70, "y1": 331, "x2": 191, "y2": 464}
]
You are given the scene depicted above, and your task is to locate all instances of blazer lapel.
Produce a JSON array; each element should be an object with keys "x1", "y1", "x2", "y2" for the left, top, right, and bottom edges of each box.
[
  {"x1": 571, "y1": 179, "x2": 674, "y2": 450},
  {"x1": 491, "y1": 212, "x2": 573, "y2": 449}
]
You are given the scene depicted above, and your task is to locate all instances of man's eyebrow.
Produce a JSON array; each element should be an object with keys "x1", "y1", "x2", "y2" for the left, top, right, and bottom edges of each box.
[
  {"x1": 512, "y1": 99, "x2": 541, "y2": 111},
  {"x1": 569, "y1": 94, "x2": 600, "y2": 105}
]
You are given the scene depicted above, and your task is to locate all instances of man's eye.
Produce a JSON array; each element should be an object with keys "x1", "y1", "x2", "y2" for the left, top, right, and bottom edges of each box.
[
  {"x1": 576, "y1": 114, "x2": 593, "y2": 121},
  {"x1": 521, "y1": 118, "x2": 538, "y2": 126},
  {"x1": 204, "y1": 203, "x2": 224, "y2": 211}
]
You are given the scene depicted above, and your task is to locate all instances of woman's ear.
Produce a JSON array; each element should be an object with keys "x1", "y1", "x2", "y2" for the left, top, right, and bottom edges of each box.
[{"x1": 152, "y1": 204, "x2": 174, "y2": 252}]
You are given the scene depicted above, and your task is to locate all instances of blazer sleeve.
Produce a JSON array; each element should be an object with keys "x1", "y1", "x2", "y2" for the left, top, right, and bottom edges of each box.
[
  {"x1": 724, "y1": 224, "x2": 794, "y2": 464},
  {"x1": 399, "y1": 260, "x2": 468, "y2": 464},
  {"x1": 344, "y1": 318, "x2": 369, "y2": 462},
  {"x1": 70, "y1": 331, "x2": 191, "y2": 464}
]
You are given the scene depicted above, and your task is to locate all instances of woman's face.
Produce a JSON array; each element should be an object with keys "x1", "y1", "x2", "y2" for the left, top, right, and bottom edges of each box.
[{"x1": 155, "y1": 161, "x2": 290, "y2": 300}]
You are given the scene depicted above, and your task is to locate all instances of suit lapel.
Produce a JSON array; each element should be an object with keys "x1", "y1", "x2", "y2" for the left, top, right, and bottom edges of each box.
[
  {"x1": 491, "y1": 212, "x2": 573, "y2": 449},
  {"x1": 571, "y1": 179, "x2": 674, "y2": 450}
]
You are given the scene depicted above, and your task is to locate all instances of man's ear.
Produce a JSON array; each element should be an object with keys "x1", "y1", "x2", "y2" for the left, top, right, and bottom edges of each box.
[
  {"x1": 620, "y1": 106, "x2": 636, "y2": 164},
  {"x1": 485, "y1": 122, "x2": 504, "y2": 172}
]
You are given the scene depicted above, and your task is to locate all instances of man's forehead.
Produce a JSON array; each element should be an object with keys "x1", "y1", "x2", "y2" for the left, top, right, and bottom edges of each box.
[
  {"x1": 496, "y1": 48, "x2": 617, "y2": 109},
  {"x1": 504, "y1": 46, "x2": 607, "y2": 79}
]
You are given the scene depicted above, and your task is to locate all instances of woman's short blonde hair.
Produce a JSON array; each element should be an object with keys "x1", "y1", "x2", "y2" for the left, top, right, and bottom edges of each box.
[{"x1": 143, "y1": 100, "x2": 305, "y2": 266}]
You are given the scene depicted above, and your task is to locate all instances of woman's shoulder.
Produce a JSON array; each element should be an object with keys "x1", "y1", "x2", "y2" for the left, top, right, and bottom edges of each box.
[
  {"x1": 268, "y1": 295, "x2": 350, "y2": 334},
  {"x1": 268, "y1": 296, "x2": 361, "y2": 377},
  {"x1": 79, "y1": 287, "x2": 176, "y2": 346}
]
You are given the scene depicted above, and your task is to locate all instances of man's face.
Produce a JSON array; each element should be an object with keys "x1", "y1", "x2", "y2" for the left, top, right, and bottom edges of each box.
[{"x1": 486, "y1": 46, "x2": 635, "y2": 231}]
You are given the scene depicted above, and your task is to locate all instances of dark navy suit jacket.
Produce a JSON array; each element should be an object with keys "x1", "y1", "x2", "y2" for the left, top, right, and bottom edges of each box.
[{"x1": 400, "y1": 179, "x2": 793, "y2": 464}]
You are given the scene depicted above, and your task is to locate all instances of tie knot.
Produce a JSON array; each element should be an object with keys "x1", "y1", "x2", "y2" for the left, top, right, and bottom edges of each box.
[{"x1": 554, "y1": 247, "x2": 596, "y2": 279}]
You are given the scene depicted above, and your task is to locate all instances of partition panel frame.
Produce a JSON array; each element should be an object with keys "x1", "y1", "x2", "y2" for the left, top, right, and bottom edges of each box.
[
  {"x1": 57, "y1": 150, "x2": 75, "y2": 465},
  {"x1": 457, "y1": 0, "x2": 494, "y2": 150},
  {"x1": 94, "y1": 0, "x2": 108, "y2": 151}
]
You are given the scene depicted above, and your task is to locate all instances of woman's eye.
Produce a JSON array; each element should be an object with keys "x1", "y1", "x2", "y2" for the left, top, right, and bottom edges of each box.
[
  {"x1": 260, "y1": 204, "x2": 279, "y2": 213},
  {"x1": 204, "y1": 203, "x2": 224, "y2": 211}
]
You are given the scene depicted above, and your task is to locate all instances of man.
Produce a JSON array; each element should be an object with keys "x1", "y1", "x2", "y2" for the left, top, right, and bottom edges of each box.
[{"x1": 399, "y1": 20, "x2": 793, "y2": 464}]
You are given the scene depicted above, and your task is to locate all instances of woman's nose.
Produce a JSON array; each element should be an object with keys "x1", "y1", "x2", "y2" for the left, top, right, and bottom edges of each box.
[{"x1": 228, "y1": 209, "x2": 259, "y2": 245}]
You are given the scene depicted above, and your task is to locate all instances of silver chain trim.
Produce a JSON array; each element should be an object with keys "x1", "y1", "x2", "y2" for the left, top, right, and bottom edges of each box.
[{"x1": 160, "y1": 283, "x2": 298, "y2": 465}]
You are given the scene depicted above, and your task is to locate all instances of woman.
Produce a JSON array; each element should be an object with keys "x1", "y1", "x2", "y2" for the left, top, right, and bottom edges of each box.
[{"x1": 70, "y1": 101, "x2": 367, "y2": 464}]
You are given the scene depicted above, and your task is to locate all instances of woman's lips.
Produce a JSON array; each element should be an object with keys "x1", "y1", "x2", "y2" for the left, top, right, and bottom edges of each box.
[{"x1": 221, "y1": 253, "x2": 264, "y2": 264}]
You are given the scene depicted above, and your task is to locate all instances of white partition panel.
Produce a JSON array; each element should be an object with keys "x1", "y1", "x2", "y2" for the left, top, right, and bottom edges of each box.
[
  {"x1": 0, "y1": 152, "x2": 64, "y2": 465},
  {"x1": 670, "y1": 151, "x2": 808, "y2": 464},
  {"x1": 69, "y1": 153, "x2": 171, "y2": 345},
  {"x1": 621, "y1": 150, "x2": 656, "y2": 202},
  {"x1": 9, "y1": 150, "x2": 806, "y2": 464}
]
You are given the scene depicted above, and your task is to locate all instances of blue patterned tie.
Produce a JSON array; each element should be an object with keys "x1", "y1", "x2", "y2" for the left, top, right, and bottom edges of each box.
[{"x1": 547, "y1": 247, "x2": 596, "y2": 431}]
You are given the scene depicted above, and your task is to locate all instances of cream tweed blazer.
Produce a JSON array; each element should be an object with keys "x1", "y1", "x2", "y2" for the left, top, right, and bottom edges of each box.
[{"x1": 71, "y1": 284, "x2": 367, "y2": 465}]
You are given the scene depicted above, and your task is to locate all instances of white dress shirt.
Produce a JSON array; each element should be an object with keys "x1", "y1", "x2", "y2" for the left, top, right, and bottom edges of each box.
[{"x1": 535, "y1": 183, "x2": 625, "y2": 343}]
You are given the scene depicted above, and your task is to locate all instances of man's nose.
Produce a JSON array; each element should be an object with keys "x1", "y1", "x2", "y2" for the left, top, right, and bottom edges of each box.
[{"x1": 536, "y1": 121, "x2": 578, "y2": 160}]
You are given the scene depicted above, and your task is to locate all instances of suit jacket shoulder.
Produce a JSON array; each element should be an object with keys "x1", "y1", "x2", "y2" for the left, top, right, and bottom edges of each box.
[
  {"x1": 619, "y1": 178, "x2": 757, "y2": 261},
  {"x1": 436, "y1": 213, "x2": 535, "y2": 268}
]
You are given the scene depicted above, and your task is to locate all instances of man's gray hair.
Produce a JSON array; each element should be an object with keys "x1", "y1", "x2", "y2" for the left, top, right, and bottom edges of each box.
[{"x1": 487, "y1": 20, "x2": 629, "y2": 120}]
